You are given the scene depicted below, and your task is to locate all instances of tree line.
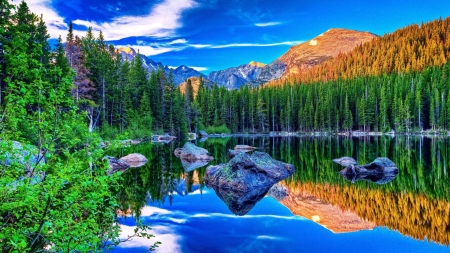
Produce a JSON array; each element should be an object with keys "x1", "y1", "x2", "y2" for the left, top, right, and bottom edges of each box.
[{"x1": 193, "y1": 62, "x2": 450, "y2": 133}]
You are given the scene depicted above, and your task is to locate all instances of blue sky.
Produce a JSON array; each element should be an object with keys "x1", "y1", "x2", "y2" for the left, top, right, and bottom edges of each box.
[{"x1": 23, "y1": 0, "x2": 450, "y2": 73}]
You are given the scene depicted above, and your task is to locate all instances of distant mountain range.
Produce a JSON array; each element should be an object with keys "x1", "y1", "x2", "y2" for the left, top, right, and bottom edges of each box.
[
  {"x1": 207, "y1": 61, "x2": 267, "y2": 89},
  {"x1": 117, "y1": 28, "x2": 377, "y2": 89},
  {"x1": 117, "y1": 47, "x2": 206, "y2": 85}
]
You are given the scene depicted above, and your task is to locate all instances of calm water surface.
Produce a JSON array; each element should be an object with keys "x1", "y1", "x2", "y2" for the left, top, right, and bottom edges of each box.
[{"x1": 111, "y1": 136, "x2": 450, "y2": 253}]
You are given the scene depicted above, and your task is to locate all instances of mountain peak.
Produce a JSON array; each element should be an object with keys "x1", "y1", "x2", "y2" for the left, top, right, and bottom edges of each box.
[
  {"x1": 249, "y1": 61, "x2": 266, "y2": 68},
  {"x1": 117, "y1": 46, "x2": 136, "y2": 56},
  {"x1": 257, "y1": 28, "x2": 378, "y2": 81}
]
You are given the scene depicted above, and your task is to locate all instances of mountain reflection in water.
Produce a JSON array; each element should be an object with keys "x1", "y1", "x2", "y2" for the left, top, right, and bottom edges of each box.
[{"x1": 110, "y1": 136, "x2": 450, "y2": 252}]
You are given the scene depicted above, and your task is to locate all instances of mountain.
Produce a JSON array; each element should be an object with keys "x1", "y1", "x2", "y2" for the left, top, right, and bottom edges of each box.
[
  {"x1": 171, "y1": 65, "x2": 207, "y2": 85},
  {"x1": 269, "y1": 17, "x2": 450, "y2": 85},
  {"x1": 277, "y1": 184, "x2": 376, "y2": 233},
  {"x1": 207, "y1": 61, "x2": 267, "y2": 89},
  {"x1": 257, "y1": 28, "x2": 378, "y2": 82},
  {"x1": 117, "y1": 47, "x2": 206, "y2": 86},
  {"x1": 179, "y1": 76, "x2": 214, "y2": 98}
]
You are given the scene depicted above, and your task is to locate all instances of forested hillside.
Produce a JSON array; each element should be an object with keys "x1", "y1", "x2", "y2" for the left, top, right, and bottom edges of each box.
[
  {"x1": 191, "y1": 17, "x2": 450, "y2": 133},
  {"x1": 271, "y1": 17, "x2": 450, "y2": 85}
]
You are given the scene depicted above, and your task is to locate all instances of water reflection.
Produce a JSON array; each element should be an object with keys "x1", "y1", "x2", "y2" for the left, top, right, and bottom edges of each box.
[
  {"x1": 110, "y1": 136, "x2": 450, "y2": 247},
  {"x1": 206, "y1": 183, "x2": 269, "y2": 215},
  {"x1": 339, "y1": 171, "x2": 398, "y2": 184}
]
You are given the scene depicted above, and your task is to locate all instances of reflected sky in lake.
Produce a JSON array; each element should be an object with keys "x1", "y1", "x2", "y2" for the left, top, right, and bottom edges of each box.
[{"x1": 113, "y1": 187, "x2": 449, "y2": 253}]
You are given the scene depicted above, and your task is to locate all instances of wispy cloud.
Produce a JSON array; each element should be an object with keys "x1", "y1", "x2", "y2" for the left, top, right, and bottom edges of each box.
[
  {"x1": 15, "y1": 0, "x2": 76, "y2": 38},
  {"x1": 116, "y1": 45, "x2": 178, "y2": 55},
  {"x1": 211, "y1": 41, "x2": 304, "y2": 48},
  {"x1": 118, "y1": 225, "x2": 182, "y2": 252},
  {"x1": 255, "y1": 21, "x2": 282, "y2": 27},
  {"x1": 73, "y1": 0, "x2": 198, "y2": 40},
  {"x1": 117, "y1": 39, "x2": 302, "y2": 56}
]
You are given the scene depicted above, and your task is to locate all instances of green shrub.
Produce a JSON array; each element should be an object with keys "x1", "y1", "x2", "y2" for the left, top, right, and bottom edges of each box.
[{"x1": 205, "y1": 124, "x2": 231, "y2": 134}]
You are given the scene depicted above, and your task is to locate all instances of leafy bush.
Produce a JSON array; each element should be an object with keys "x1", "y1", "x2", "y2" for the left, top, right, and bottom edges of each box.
[{"x1": 205, "y1": 124, "x2": 231, "y2": 134}]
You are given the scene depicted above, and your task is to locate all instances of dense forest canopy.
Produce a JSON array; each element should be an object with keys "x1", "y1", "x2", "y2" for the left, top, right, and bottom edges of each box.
[{"x1": 0, "y1": 1, "x2": 157, "y2": 251}]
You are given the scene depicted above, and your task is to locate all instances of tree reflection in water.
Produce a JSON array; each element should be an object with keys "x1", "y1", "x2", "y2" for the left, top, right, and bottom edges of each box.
[{"x1": 110, "y1": 136, "x2": 450, "y2": 245}]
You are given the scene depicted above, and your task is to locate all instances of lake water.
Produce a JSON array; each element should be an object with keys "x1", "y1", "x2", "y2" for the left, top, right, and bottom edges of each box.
[{"x1": 111, "y1": 136, "x2": 450, "y2": 253}]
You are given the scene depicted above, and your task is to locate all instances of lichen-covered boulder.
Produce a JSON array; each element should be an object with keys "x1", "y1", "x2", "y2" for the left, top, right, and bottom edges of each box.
[
  {"x1": 206, "y1": 152, "x2": 294, "y2": 192},
  {"x1": 174, "y1": 142, "x2": 214, "y2": 162},
  {"x1": 205, "y1": 151, "x2": 294, "y2": 215}
]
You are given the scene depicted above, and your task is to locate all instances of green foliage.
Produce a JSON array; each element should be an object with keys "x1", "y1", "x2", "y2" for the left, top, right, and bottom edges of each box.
[
  {"x1": 0, "y1": 1, "x2": 157, "y2": 251},
  {"x1": 205, "y1": 124, "x2": 231, "y2": 134}
]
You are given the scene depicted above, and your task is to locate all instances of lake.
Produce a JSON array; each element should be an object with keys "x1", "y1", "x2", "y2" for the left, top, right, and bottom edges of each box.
[{"x1": 110, "y1": 136, "x2": 450, "y2": 253}]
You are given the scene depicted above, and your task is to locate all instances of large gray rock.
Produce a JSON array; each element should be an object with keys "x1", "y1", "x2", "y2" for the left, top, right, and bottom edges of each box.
[
  {"x1": 174, "y1": 142, "x2": 214, "y2": 172},
  {"x1": 206, "y1": 152, "x2": 294, "y2": 191},
  {"x1": 120, "y1": 153, "x2": 148, "y2": 168},
  {"x1": 205, "y1": 152, "x2": 295, "y2": 215},
  {"x1": 174, "y1": 142, "x2": 214, "y2": 162}
]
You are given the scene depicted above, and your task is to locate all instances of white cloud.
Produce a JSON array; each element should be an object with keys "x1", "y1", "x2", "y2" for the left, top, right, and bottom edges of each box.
[
  {"x1": 169, "y1": 39, "x2": 188, "y2": 44},
  {"x1": 117, "y1": 225, "x2": 182, "y2": 253},
  {"x1": 14, "y1": 0, "x2": 75, "y2": 39},
  {"x1": 191, "y1": 213, "x2": 307, "y2": 220},
  {"x1": 115, "y1": 45, "x2": 178, "y2": 55},
  {"x1": 73, "y1": 0, "x2": 198, "y2": 40},
  {"x1": 255, "y1": 21, "x2": 282, "y2": 27},
  {"x1": 117, "y1": 40, "x2": 303, "y2": 57},
  {"x1": 168, "y1": 66, "x2": 208, "y2": 72},
  {"x1": 189, "y1": 66, "x2": 208, "y2": 72},
  {"x1": 256, "y1": 235, "x2": 284, "y2": 240},
  {"x1": 211, "y1": 41, "x2": 304, "y2": 48}
]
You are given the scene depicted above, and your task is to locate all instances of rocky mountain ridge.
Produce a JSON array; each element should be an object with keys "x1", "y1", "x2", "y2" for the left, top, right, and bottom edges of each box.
[
  {"x1": 117, "y1": 28, "x2": 377, "y2": 88},
  {"x1": 207, "y1": 61, "x2": 266, "y2": 89},
  {"x1": 117, "y1": 47, "x2": 206, "y2": 85}
]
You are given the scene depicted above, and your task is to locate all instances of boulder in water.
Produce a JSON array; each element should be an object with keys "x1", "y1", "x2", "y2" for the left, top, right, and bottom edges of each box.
[
  {"x1": 104, "y1": 156, "x2": 130, "y2": 175},
  {"x1": 174, "y1": 142, "x2": 214, "y2": 162},
  {"x1": 333, "y1": 156, "x2": 399, "y2": 183},
  {"x1": 120, "y1": 153, "x2": 148, "y2": 168},
  {"x1": 205, "y1": 151, "x2": 294, "y2": 215}
]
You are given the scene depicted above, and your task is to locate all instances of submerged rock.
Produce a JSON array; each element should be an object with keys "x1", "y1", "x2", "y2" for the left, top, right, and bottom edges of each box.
[
  {"x1": 205, "y1": 151, "x2": 295, "y2": 215},
  {"x1": 333, "y1": 156, "x2": 399, "y2": 183},
  {"x1": 174, "y1": 142, "x2": 214, "y2": 162}
]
